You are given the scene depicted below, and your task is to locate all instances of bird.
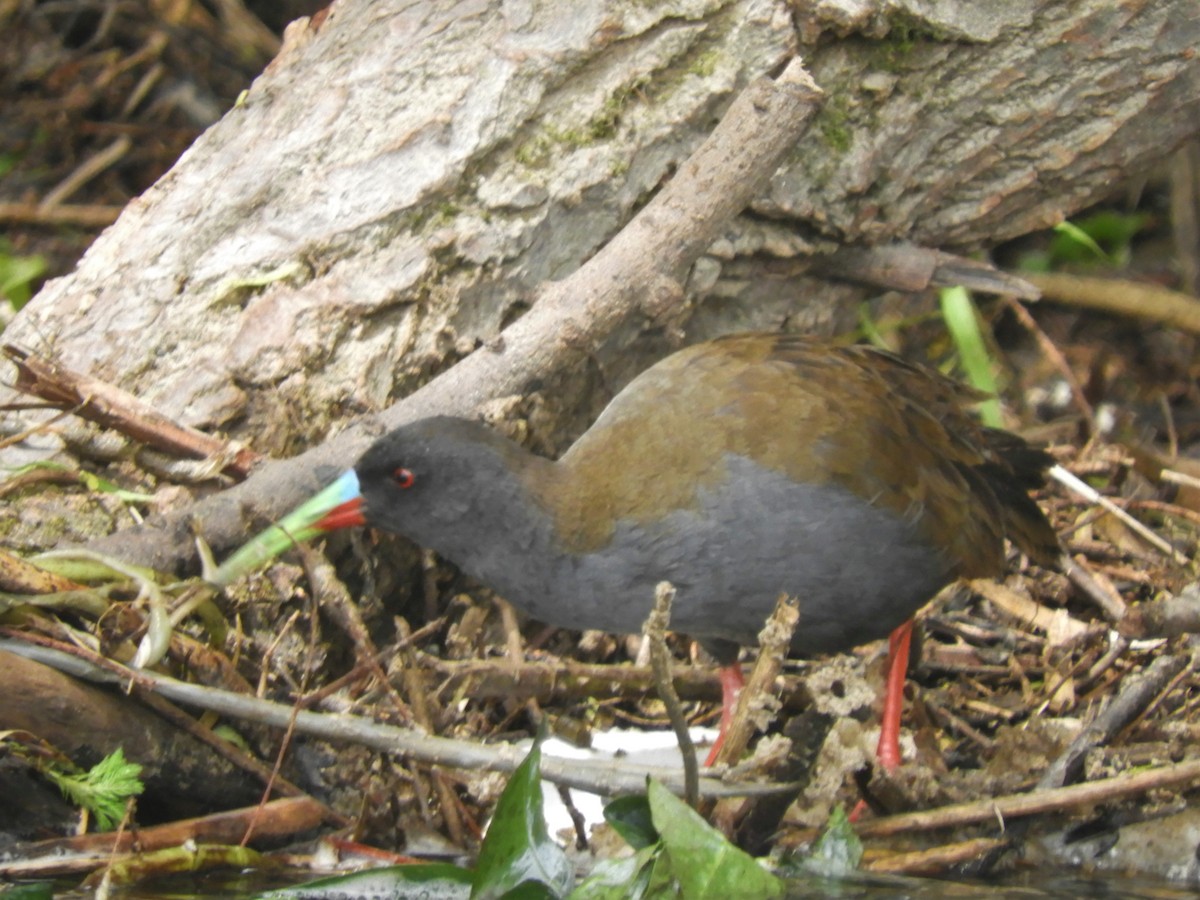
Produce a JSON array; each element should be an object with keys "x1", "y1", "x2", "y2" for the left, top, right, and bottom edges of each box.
[{"x1": 258, "y1": 333, "x2": 1059, "y2": 768}]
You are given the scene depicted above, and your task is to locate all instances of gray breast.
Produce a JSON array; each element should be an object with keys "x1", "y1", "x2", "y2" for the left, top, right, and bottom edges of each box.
[{"x1": 495, "y1": 455, "x2": 953, "y2": 656}]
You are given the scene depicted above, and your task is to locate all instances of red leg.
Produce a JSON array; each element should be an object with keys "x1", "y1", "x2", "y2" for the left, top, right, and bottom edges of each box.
[
  {"x1": 876, "y1": 619, "x2": 913, "y2": 772},
  {"x1": 704, "y1": 664, "x2": 745, "y2": 766}
]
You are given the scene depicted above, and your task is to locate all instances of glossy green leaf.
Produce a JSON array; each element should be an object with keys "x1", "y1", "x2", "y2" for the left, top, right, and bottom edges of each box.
[
  {"x1": 569, "y1": 845, "x2": 659, "y2": 900},
  {"x1": 472, "y1": 741, "x2": 573, "y2": 900},
  {"x1": 602, "y1": 794, "x2": 657, "y2": 850},
  {"x1": 647, "y1": 780, "x2": 782, "y2": 900}
]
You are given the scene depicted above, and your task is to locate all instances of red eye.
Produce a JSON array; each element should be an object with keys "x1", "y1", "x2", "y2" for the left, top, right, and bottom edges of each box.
[{"x1": 392, "y1": 467, "x2": 416, "y2": 489}]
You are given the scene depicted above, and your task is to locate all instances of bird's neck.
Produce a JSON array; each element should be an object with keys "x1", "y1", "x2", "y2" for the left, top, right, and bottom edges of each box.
[{"x1": 413, "y1": 441, "x2": 568, "y2": 598}]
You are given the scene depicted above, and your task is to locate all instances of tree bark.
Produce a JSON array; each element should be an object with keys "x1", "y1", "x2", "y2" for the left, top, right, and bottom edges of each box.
[{"x1": 3, "y1": 0, "x2": 1199, "y2": 568}]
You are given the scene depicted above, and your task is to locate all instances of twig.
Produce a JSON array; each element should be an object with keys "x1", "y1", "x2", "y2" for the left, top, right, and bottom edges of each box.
[
  {"x1": 1120, "y1": 584, "x2": 1200, "y2": 639},
  {"x1": 0, "y1": 202, "x2": 123, "y2": 228},
  {"x1": 297, "y1": 543, "x2": 420, "y2": 732},
  {"x1": 707, "y1": 594, "x2": 801, "y2": 839},
  {"x1": 923, "y1": 696, "x2": 998, "y2": 755},
  {"x1": 1059, "y1": 556, "x2": 1128, "y2": 624},
  {"x1": 244, "y1": 593, "x2": 319, "y2": 847},
  {"x1": 1037, "y1": 652, "x2": 1190, "y2": 790},
  {"x1": 1051, "y1": 464, "x2": 1189, "y2": 567},
  {"x1": 83, "y1": 59, "x2": 826, "y2": 573},
  {"x1": 1, "y1": 636, "x2": 794, "y2": 799},
  {"x1": 813, "y1": 244, "x2": 1040, "y2": 298},
  {"x1": 1129, "y1": 498, "x2": 1200, "y2": 528},
  {"x1": 4, "y1": 344, "x2": 261, "y2": 481},
  {"x1": 421, "y1": 653, "x2": 735, "y2": 703},
  {"x1": 851, "y1": 755, "x2": 1200, "y2": 839},
  {"x1": 970, "y1": 579, "x2": 1090, "y2": 644},
  {"x1": 1, "y1": 798, "x2": 327, "y2": 880},
  {"x1": 644, "y1": 581, "x2": 699, "y2": 808},
  {"x1": 1161, "y1": 468, "x2": 1200, "y2": 492},
  {"x1": 41, "y1": 136, "x2": 131, "y2": 208},
  {"x1": 1169, "y1": 144, "x2": 1200, "y2": 295},
  {"x1": 1001, "y1": 296, "x2": 1095, "y2": 430},
  {"x1": 710, "y1": 593, "x2": 799, "y2": 768},
  {"x1": 863, "y1": 837, "x2": 1012, "y2": 876},
  {"x1": 392, "y1": 616, "x2": 468, "y2": 848},
  {"x1": 1026, "y1": 271, "x2": 1200, "y2": 335}
]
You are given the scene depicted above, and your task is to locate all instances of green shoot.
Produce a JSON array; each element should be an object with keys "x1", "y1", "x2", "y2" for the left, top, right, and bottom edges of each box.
[
  {"x1": 45, "y1": 748, "x2": 144, "y2": 831},
  {"x1": 939, "y1": 286, "x2": 1002, "y2": 427}
]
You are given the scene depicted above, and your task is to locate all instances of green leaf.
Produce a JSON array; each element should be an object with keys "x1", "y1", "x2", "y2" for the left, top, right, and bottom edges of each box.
[
  {"x1": 939, "y1": 286, "x2": 1002, "y2": 428},
  {"x1": 471, "y1": 741, "x2": 573, "y2": 900},
  {"x1": 647, "y1": 780, "x2": 782, "y2": 900},
  {"x1": 569, "y1": 846, "x2": 659, "y2": 900},
  {"x1": 46, "y1": 748, "x2": 143, "y2": 831},
  {"x1": 603, "y1": 794, "x2": 657, "y2": 850},
  {"x1": 1052, "y1": 220, "x2": 1109, "y2": 263},
  {"x1": 797, "y1": 805, "x2": 863, "y2": 878},
  {"x1": 0, "y1": 246, "x2": 47, "y2": 309},
  {"x1": 257, "y1": 862, "x2": 473, "y2": 899},
  {"x1": 0, "y1": 882, "x2": 55, "y2": 899},
  {"x1": 6, "y1": 461, "x2": 156, "y2": 503},
  {"x1": 856, "y1": 304, "x2": 892, "y2": 350},
  {"x1": 1050, "y1": 211, "x2": 1149, "y2": 266}
]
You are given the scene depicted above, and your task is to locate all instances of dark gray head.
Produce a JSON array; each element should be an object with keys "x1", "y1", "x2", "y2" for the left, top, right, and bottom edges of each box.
[{"x1": 352, "y1": 416, "x2": 555, "y2": 568}]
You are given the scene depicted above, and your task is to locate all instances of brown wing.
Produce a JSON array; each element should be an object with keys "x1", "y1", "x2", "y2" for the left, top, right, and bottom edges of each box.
[
  {"x1": 553, "y1": 333, "x2": 1058, "y2": 573},
  {"x1": 759, "y1": 335, "x2": 1057, "y2": 569}
]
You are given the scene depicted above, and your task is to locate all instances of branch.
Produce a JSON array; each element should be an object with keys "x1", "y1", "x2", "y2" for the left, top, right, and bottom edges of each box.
[
  {"x1": 85, "y1": 58, "x2": 825, "y2": 572},
  {"x1": 3, "y1": 345, "x2": 261, "y2": 481},
  {"x1": 1027, "y1": 271, "x2": 1200, "y2": 335},
  {"x1": 1, "y1": 637, "x2": 795, "y2": 799}
]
